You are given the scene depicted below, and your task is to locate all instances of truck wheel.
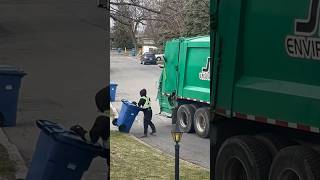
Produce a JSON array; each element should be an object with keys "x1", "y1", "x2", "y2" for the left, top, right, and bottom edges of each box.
[
  {"x1": 177, "y1": 104, "x2": 196, "y2": 133},
  {"x1": 255, "y1": 133, "x2": 294, "y2": 158},
  {"x1": 269, "y1": 146, "x2": 320, "y2": 180},
  {"x1": 215, "y1": 136, "x2": 272, "y2": 180},
  {"x1": 194, "y1": 107, "x2": 210, "y2": 138}
]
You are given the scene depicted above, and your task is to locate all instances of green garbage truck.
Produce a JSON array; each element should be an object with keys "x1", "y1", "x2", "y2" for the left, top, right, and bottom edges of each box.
[
  {"x1": 157, "y1": 36, "x2": 211, "y2": 138},
  {"x1": 210, "y1": 0, "x2": 320, "y2": 179}
]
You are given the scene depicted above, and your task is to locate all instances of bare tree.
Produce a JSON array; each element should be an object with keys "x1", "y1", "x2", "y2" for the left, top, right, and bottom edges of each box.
[
  {"x1": 109, "y1": 0, "x2": 209, "y2": 50},
  {"x1": 110, "y1": 0, "x2": 161, "y2": 49}
]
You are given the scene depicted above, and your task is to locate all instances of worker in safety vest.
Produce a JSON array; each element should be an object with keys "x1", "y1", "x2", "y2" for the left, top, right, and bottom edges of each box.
[{"x1": 138, "y1": 89, "x2": 156, "y2": 138}]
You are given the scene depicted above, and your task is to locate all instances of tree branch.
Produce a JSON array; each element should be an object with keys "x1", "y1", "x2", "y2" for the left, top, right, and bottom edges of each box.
[
  {"x1": 110, "y1": 14, "x2": 131, "y2": 26},
  {"x1": 110, "y1": 1, "x2": 161, "y2": 14}
]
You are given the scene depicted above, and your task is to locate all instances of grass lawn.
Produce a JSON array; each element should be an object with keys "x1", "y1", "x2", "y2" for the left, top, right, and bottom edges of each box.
[
  {"x1": 110, "y1": 131, "x2": 210, "y2": 180},
  {"x1": 0, "y1": 144, "x2": 15, "y2": 180}
]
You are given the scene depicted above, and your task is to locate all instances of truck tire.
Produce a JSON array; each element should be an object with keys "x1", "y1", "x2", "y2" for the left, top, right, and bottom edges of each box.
[
  {"x1": 189, "y1": 104, "x2": 199, "y2": 110},
  {"x1": 269, "y1": 146, "x2": 320, "y2": 180},
  {"x1": 255, "y1": 133, "x2": 294, "y2": 158},
  {"x1": 194, "y1": 107, "x2": 210, "y2": 138},
  {"x1": 177, "y1": 104, "x2": 196, "y2": 133},
  {"x1": 215, "y1": 136, "x2": 272, "y2": 180}
]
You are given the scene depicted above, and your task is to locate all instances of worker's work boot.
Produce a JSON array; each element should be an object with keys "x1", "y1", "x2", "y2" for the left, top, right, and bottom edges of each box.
[
  {"x1": 140, "y1": 134, "x2": 147, "y2": 138},
  {"x1": 150, "y1": 131, "x2": 156, "y2": 136}
]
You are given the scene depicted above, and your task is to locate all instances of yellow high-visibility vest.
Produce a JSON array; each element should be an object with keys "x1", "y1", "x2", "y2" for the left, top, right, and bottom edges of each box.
[{"x1": 141, "y1": 96, "x2": 151, "y2": 109}]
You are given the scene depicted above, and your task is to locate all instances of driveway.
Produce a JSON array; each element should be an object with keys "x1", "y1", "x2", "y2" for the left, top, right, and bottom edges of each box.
[{"x1": 0, "y1": 0, "x2": 108, "y2": 179}]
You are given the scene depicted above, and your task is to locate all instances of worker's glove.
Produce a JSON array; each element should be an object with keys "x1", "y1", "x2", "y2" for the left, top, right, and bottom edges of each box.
[{"x1": 70, "y1": 125, "x2": 88, "y2": 141}]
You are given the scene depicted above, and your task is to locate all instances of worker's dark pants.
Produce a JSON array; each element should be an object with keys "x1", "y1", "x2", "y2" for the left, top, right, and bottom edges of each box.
[{"x1": 143, "y1": 109, "x2": 156, "y2": 135}]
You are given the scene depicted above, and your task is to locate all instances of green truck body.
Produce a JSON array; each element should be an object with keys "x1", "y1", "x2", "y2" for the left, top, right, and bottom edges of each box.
[
  {"x1": 211, "y1": 0, "x2": 320, "y2": 131},
  {"x1": 210, "y1": 0, "x2": 320, "y2": 179},
  {"x1": 158, "y1": 36, "x2": 211, "y2": 137}
]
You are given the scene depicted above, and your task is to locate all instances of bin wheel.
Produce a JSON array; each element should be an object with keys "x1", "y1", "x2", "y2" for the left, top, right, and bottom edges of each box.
[
  {"x1": 0, "y1": 113, "x2": 4, "y2": 127},
  {"x1": 112, "y1": 119, "x2": 118, "y2": 126},
  {"x1": 119, "y1": 125, "x2": 126, "y2": 132}
]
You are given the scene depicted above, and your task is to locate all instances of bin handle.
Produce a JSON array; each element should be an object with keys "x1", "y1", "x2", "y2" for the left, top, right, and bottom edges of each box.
[
  {"x1": 36, "y1": 120, "x2": 66, "y2": 134},
  {"x1": 36, "y1": 119, "x2": 57, "y2": 126}
]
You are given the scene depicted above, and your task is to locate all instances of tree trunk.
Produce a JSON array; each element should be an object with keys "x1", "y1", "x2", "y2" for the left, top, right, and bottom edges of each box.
[{"x1": 130, "y1": 24, "x2": 138, "y2": 50}]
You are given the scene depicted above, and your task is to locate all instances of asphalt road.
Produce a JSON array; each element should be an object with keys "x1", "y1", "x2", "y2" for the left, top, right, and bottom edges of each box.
[
  {"x1": 0, "y1": 0, "x2": 108, "y2": 179},
  {"x1": 110, "y1": 55, "x2": 210, "y2": 169}
]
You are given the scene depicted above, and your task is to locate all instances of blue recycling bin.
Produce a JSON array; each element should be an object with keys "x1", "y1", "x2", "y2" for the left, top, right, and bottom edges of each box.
[
  {"x1": 110, "y1": 82, "x2": 117, "y2": 102},
  {"x1": 26, "y1": 120, "x2": 107, "y2": 180},
  {"x1": 116, "y1": 99, "x2": 141, "y2": 133},
  {"x1": 0, "y1": 65, "x2": 26, "y2": 126}
]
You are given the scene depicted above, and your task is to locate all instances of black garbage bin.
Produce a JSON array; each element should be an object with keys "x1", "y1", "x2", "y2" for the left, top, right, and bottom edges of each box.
[{"x1": 26, "y1": 120, "x2": 108, "y2": 180}]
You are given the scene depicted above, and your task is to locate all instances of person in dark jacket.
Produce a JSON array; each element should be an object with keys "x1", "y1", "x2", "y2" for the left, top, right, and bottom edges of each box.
[
  {"x1": 138, "y1": 89, "x2": 156, "y2": 138},
  {"x1": 70, "y1": 86, "x2": 110, "y2": 179}
]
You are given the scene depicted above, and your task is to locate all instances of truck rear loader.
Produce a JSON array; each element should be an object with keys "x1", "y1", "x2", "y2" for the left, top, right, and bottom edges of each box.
[
  {"x1": 210, "y1": 0, "x2": 320, "y2": 180},
  {"x1": 157, "y1": 36, "x2": 211, "y2": 138}
]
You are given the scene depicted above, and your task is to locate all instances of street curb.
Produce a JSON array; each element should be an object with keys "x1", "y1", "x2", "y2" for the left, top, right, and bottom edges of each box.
[
  {"x1": 128, "y1": 134, "x2": 210, "y2": 172},
  {"x1": 0, "y1": 128, "x2": 28, "y2": 180}
]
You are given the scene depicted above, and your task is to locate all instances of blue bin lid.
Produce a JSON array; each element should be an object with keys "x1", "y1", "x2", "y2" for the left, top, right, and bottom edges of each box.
[
  {"x1": 36, "y1": 120, "x2": 107, "y2": 158},
  {"x1": 0, "y1": 65, "x2": 26, "y2": 76},
  {"x1": 121, "y1": 99, "x2": 141, "y2": 111}
]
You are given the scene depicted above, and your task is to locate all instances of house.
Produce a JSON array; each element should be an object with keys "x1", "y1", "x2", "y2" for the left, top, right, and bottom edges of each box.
[{"x1": 136, "y1": 36, "x2": 158, "y2": 55}]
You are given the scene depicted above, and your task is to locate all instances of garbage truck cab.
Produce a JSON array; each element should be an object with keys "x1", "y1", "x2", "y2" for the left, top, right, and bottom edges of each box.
[{"x1": 157, "y1": 36, "x2": 211, "y2": 138}]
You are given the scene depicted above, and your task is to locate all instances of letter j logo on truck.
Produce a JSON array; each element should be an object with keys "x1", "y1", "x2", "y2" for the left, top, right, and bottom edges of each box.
[
  {"x1": 286, "y1": 0, "x2": 320, "y2": 60},
  {"x1": 199, "y1": 57, "x2": 210, "y2": 81}
]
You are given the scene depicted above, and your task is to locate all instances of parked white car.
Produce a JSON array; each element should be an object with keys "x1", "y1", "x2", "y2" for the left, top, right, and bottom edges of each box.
[{"x1": 155, "y1": 54, "x2": 164, "y2": 62}]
